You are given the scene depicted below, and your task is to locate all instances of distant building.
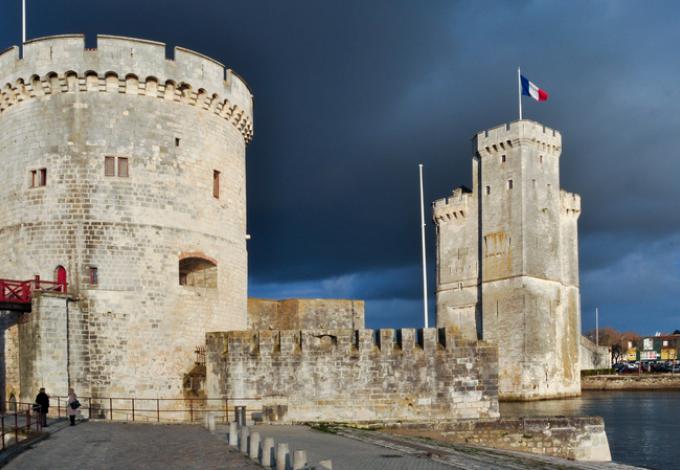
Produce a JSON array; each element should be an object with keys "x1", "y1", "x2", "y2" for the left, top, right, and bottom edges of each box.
[{"x1": 639, "y1": 335, "x2": 680, "y2": 361}]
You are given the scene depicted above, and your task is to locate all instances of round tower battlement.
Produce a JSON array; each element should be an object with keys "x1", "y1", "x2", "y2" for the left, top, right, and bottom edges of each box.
[
  {"x1": 0, "y1": 34, "x2": 253, "y2": 142},
  {"x1": 474, "y1": 120, "x2": 561, "y2": 158}
]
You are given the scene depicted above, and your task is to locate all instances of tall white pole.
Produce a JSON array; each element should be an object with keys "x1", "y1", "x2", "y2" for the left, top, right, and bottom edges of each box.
[
  {"x1": 595, "y1": 307, "x2": 599, "y2": 348},
  {"x1": 22, "y1": 0, "x2": 26, "y2": 44},
  {"x1": 517, "y1": 66, "x2": 522, "y2": 121},
  {"x1": 418, "y1": 164, "x2": 429, "y2": 328}
]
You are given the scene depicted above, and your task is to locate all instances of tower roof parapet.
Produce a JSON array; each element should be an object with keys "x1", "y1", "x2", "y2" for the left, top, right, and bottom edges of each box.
[
  {"x1": 433, "y1": 186, "x2": 473, "y2": 225},
  {"x1": 475, "y1": 120, "x2": 561, "y2": 158},
  {"x1": 560, "y1": 190, "x2": 581, "y2": 217},
  {"x1": 0, "y1": 34, "x2": 253, "y2": 142}
]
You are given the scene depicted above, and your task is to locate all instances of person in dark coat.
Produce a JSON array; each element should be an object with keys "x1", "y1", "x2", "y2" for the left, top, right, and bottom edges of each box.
[{"x1": 35, "y1": 388, "x2": 50, "y2": 427}]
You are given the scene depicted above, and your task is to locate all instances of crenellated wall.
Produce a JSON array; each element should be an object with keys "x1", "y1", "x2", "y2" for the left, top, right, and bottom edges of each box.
[
  {"x1": 206, "y1": 327, "x2": 500, "y2": 423},
  {"x1": 0, "y1": 35, "x2": 252, "y2": 141}
]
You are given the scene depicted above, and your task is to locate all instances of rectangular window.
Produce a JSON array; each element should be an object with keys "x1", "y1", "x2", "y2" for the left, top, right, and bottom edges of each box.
[
  {"x1": 30, "y1": 168, "x2": 47, "y2": 188},
  {"x1": 88, "y1": 266, "x2": 98, "y2": 285},
  {"x1": 106, "y1": 156, "x2": 129, "y2": 177},
  {"x1": 539, "y1": 155, "x2": 544, "y2": 164},
  {"x1": 507, "y1": 179, "x2": 513, "y2": 190},
  {"x1": 501, "y1": 155, "x2": 506, "y2": 163},
  {"x1": 213, "y1": 170, "x2": 220, "y2": 199},
  {"x1": 485, "y1": 186, "x2": 491, "y2": 195},
  {"x1": 105, "y1": 157, "x2": 116, "y2": 176},
  {"x1": 175, "y1": 137, "x2": 181, "y2": 147},
  {"x1": 118, "y1": 157, "x2": 129, "y2": 177}
]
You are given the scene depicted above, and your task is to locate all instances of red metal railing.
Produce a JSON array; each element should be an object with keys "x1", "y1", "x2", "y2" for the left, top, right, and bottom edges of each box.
[
  {"x1": 1, "y1": 402, "x2": 43, "y2": 451},
  {"x1": 0, "y1": 275, "x2": 66, "y2": 304}
]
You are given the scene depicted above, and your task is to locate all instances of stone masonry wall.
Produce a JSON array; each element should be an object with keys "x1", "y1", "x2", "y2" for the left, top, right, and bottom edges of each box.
[
  {"x1": 388, "y1": 416, "x2": 612, "y2": 462},
  {"x1": 0, "y1": 35, "x2": 252, "y2": 400},
  {"x1": 206, "y1": 327, "x2": 500, "y2": 424},
  {"x1": 248, "y1": 298, "x2": 365, "y2": 331},
  {"x1": 0, "y1": 310, "x2": 21, "y2": 406},
  {"x1": 16, "y1": 293, "x2": 70, "y2": 403},
  {"x1": 580, "y1": 336, "x2": 611, "y2": 371}
]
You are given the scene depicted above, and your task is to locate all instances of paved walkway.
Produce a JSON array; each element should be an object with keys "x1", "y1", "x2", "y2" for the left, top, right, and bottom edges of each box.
[
  {"x1": 233, "y1": 424, "x2": 450, "y2": 470},
  {"x1": 220, "y1": 424, "x2": 644, "y2": 470},
  {"x1": 2, "y1": 420, "x2": 258, "y2": 470}
]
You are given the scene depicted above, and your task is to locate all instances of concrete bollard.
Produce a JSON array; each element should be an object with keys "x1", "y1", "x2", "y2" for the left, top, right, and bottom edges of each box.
[
  {"x1": 249, "y1": 431, "x2": 261, "y2": 461},
  {"x1": 261, "y1": 437, "x2": 275, "y2": 467},
  {"x1": 239, "y1": 426, "x2": 250, "y2": 454},
  {"x1": 292, "y1": 450, "x2": 307, "y2": 469},
  {"x1": 207, "y1": 413, "x2": 216, "y2": 432},
  {"x1": 276, "y1": 443, "x2": 289, "y2": 470},
  {"x1": 318, "y1": 460, "x2": 333, "y2": 470},
  {"x1": 228, "y1": 422, "x2": 238, "y2": 447}
]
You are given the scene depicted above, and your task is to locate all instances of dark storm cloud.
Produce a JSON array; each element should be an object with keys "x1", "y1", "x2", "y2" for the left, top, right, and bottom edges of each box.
[{"x1": 2, "y1": 0, "x2": 679, "y2": 332}]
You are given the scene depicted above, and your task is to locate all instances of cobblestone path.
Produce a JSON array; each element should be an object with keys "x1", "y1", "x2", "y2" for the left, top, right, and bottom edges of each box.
[{"x1": 3, "y1": 420, "x2": 258, "y2": 470}]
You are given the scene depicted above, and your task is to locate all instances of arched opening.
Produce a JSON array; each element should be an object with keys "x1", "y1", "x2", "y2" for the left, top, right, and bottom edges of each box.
[
  {"x1": 55, "y1": 266, "x2": 67, "y2": 291},
  {"x1": 179, "y1": 257, "x2": 217, "y2": 288}
]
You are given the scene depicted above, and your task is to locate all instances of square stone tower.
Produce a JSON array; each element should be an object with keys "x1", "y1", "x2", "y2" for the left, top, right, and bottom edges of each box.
[{"x1": 433, "y1": 120, "x2": 581, "y2": 400}]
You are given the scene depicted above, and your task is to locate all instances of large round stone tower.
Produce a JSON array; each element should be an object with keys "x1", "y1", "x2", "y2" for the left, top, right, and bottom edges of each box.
[{"x1": 0, "y1": 35, "x2": 253, "y2": 401}]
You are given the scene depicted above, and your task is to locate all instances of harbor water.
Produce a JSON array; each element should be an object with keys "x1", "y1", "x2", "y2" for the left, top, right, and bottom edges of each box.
[{"x1": 500, "y1": 390, "x2": 680, "y2": 470}]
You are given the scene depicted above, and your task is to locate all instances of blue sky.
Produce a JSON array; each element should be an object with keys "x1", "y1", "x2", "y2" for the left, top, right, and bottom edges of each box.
[{"x1": 1, "y1": 0, "x2": 679, "y2": 334}]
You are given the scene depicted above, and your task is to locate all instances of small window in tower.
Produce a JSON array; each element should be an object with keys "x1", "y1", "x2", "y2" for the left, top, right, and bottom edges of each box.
[
  {"x1": 118, "y1": 157, "x2": 129, "y2": 177},
  {"x1": 105, "y1": 157, "x2": 116, "y2": 176},
  {"x1": 30, "y1": 168, "x2": 47, "y2": 188},
  {"x1": 485, "y1": 186, "x2": 491, "y2": 195},
  {"x1": 175, "y1": 137, "x2": 180, "y2": 147},
  {"x1": 501, "y1": 155, "x2": 506, "y2": 163},
  {"x1": 88, "y1": 266, "x2": 98, "y2": 285},
  {"x1": 507, "y1": 179, "x2": 513, "y2": 190},
  {"x1": 539, "y1": 155, "x2": 544, "y2": 164},
  {"x1": 532, "y1": 179, "x2": 537, "y2": 188},
  {"x1": 213, "y1": 170, "x2": 220, "y2": 199}
]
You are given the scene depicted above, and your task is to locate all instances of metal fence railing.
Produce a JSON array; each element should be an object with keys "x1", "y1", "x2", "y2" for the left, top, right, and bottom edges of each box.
[
  {"x1": 49, "y1": 397, "x2": 262, "y2": 425},
  {"x1": 1, "y1": 402, "x2": 43, "y2": 451}
]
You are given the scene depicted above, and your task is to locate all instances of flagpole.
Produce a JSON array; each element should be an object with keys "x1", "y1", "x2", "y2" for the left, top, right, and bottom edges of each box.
[
  {"x1": 517, "y1": 66, "x2": 522, "y2": 121},
  {"x1": 22, "y1": 0, "x2": 26, "y2": 44},
  {"x1": 418, "y1": 164, "x2": 429, "y2": 329}
]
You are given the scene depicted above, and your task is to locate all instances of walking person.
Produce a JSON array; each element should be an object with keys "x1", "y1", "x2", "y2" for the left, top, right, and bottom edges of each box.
[
  {"x1": 34, "y1": 388, "x2": 50, "y2": 427},
  {"x1": 67, "y1": 388, "x2": 80, "y2": 426}
]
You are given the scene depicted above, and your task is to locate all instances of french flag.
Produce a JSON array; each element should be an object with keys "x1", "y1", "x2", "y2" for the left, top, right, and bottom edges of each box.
[{"x1": 521, "y1": 75, "x2": 549, "y2": 102}]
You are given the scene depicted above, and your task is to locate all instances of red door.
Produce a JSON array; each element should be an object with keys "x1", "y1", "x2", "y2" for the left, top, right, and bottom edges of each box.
[{"x1": 55, "y1": 266, "x2": 67, "y2": 292}]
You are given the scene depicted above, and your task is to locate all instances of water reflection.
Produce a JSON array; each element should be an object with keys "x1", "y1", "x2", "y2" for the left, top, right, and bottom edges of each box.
[{"x1": 500, "y1": 391, "x2": 680, "y2": 470}]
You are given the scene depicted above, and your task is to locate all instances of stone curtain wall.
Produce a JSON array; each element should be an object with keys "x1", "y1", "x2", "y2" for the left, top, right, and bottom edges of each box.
[
  {"x1": 580, "y1": 336, "x2": 611, "y2": 371},
  {"x1": 248, "y1": 299, "x2": 365, "y2": 331},
  {"x1": 206, "y1": 327, "x2": 500, "y2": 423},
  {"x1": 0, "y1": 35, "x2": 252, "y2": 400}
]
